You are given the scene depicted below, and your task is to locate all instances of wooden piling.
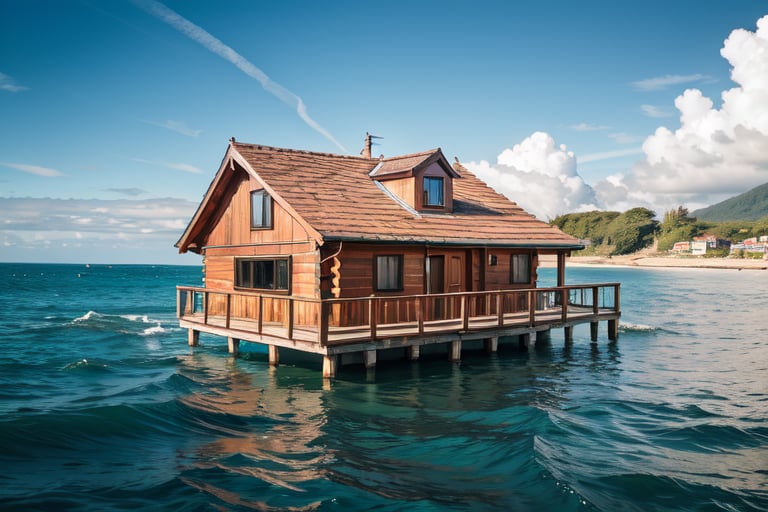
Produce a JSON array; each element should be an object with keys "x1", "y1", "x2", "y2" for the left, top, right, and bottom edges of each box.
[
  {"x1": 227, "y1": 337, "x2": 240, "y2": 356},
  {"x1": 323, "y1": 355, "x2": 337, "y2": 378},
  {"x1": 450, "y1": 340, "x2": 462, "y2": 362},
  {"x1": 268, "y1": 345, "x2": 279, "y2": 366},
  {"x1": 363, "y1": 349, "x2": 377, "y2": 369},
  {"x1": 188, "y1": 329, "x2": 199, "y2": 347},
  {"x1": 590, "y1": 321, "x2": 599, "y2": 342},
  {"x1": 608, "y1": 319, "x2": 618, "y2": 341}
]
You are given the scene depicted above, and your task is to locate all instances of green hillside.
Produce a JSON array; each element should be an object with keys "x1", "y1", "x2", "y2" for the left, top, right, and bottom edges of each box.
[{"x1": 692, "y1": 182, "x2": 768, "y2": 221}]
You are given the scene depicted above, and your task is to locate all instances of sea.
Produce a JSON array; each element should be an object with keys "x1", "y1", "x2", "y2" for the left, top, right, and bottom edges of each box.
[{"x1": 0, "y1": 262, "x2": 766, "y2": 512}]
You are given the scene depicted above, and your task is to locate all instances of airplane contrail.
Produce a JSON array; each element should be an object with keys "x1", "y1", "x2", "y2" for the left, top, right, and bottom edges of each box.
[{"x1": 134, "y1": 0, "x2": 348, "y2": 154}]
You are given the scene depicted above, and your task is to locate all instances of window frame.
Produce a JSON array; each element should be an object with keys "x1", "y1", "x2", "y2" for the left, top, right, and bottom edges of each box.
[
  {"x1": 374, "y1": 254, "x2": 404, "y2": 292},
  {"x1": 510, "y1": 253, "x2": 532, "y2": 285},
  {"x1": 250, "y1": 189, "x2": 273, "y2": 230},
  {"x1": 422, "y1": 176, "x2": 445, "y2": 208},
  {"x1": 234, "y1": 257, "x2": 291, "y2": 292}
]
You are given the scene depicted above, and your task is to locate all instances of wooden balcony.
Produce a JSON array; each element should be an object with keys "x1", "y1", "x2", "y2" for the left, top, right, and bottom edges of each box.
[{"x1": 177, "y1": 284, "x2": 621, "y2": 355}]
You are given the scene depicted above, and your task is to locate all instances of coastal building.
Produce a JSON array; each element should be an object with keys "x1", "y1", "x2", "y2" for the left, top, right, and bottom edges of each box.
[
  {"x1": 672, "y1": 235, "x2": 730, "y2": 255},
  {"x1": 175, "y1": 136, "x2": 621, "y2": 377}
]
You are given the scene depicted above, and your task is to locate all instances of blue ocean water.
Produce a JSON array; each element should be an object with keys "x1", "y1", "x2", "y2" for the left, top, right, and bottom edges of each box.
[{"x1": 0, "y1": 262, "x2": 766, "y2": 511}]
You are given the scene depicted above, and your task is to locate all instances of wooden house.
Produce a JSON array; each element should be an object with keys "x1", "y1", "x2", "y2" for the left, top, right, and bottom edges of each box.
[{"x1": 176, "y1": 136, "x2": 620, "y2": 377}]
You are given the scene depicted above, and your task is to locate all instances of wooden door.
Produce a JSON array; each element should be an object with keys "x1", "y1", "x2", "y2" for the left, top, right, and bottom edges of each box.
[{"x1": 426, "y1": 256, "x2": 444, "y2": 320}]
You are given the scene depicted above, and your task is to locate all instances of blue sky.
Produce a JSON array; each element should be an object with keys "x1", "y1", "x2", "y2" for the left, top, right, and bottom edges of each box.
[{"x1": 2, "y1": 0, "x2": 767, "y2": 264}]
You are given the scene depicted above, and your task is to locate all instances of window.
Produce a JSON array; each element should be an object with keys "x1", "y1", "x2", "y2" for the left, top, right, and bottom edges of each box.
[
  {"x1": 235, "y1": 258, "x2": 290, "y2": 290},
  {"x1": 511, "y1": 253, "x2": 531, "y2": 284},
  {"x1": 423, "y1": 177, "x2": 444, "y2": 207},
  {"x1": 375, "y1": 255, "x2": 403, "y2": 291},
  {"x1": 251, "y1": 190, "x2": 272, "y2": 229}
]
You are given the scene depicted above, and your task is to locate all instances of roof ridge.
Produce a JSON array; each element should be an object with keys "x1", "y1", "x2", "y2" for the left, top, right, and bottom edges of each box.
[
  {"x1": 380, "y1": 148, "x2": 441, "y2": 162},
  {"x1": 231, "y1": 140, "x2": 371, "y2": 161}
]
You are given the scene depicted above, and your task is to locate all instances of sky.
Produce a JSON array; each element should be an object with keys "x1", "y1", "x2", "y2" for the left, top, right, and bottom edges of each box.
[{"x1": 2, "y1": 0, "x2": 767, "y2": 264}]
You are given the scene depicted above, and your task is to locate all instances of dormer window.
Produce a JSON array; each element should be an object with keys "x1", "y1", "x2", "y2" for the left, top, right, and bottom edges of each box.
[
  {"x1": 251, "y1": 189, "x2": 272, "y2": 229},
  {"x1": 423, "y1": 177, "x2": 444, "y2": 207}
]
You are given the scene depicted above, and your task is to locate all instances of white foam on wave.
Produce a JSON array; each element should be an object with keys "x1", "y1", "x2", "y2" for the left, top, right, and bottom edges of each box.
[
  {"x1": 122, "y1": 314, "x2": 150, "y2": 323},
  {"x1": 142, "y1": 324, "x2": 166, "y2": 336},
  {"x1": 73, "y1": 310, "x2": 101, "y2": 322},
  {"x1": 619, "y1": 322, "x2": 658, "y2": 332}
]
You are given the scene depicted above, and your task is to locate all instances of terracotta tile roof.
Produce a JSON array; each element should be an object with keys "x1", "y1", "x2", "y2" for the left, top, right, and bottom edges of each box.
[{"x1": 228, "y1": 141, "x2": 581, "y2": 249}]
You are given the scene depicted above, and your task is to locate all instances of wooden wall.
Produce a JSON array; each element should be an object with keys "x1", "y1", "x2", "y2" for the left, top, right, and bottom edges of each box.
[
  {"x1": 482, "y1": 249, "x2": 540, "y2": 290},
  {"x1": 201, "y1": 169, "x2": 320, "y2": 299}
]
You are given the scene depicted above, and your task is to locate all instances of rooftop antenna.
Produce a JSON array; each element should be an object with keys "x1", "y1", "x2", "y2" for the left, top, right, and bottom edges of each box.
[{"x1": 361, "y1": 132, "x2": 383, "y2": 159}]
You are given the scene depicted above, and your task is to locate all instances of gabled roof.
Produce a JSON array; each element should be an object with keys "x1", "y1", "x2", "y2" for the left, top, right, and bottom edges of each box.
[
  {"x1": 369, "y1": 149, "x2": 461, "y2": 180},
  {"x1": 176, "y1": 140, "x2": 582, "y2": 253}
]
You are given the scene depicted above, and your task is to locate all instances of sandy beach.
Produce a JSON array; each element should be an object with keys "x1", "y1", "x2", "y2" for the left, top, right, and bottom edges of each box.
[{"x1": 541, "y1": 254, "x2": 768, "y2": 270}]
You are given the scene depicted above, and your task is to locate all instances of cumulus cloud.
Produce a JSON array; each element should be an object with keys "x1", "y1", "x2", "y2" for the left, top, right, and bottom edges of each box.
[
  {"x1": 464, "y1": 132, "x2": 600, "y2": 220},
  {"x1": 600, "y1": 14, "x2": 768, "y2": 213}
]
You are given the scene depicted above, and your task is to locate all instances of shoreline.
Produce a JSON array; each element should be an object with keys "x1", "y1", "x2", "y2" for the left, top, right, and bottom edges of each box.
[{"x1": 541, "y1": 254, "x2": 768, "y2": 271}]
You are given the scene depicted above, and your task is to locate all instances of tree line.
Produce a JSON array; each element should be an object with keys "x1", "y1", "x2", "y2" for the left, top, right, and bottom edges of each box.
[{"x1": 550, "y1": 207, "x2": 768, "y2": 256}]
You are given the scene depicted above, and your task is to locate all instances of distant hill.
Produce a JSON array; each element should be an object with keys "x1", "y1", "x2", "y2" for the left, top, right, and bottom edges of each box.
[{"x1": 692, "y1": 182, "x2": 768, "y2": 222}]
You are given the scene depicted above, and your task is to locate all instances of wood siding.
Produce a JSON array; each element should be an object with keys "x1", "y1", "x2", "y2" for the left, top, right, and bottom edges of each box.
[{"x1": 200, "y1": 168, "x2": 320, "y2": 325}]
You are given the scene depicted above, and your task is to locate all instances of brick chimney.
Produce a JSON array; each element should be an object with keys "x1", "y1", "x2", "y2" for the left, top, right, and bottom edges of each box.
[{"x1": 361, "y1": 132, "x2": 372, "y2": 159}]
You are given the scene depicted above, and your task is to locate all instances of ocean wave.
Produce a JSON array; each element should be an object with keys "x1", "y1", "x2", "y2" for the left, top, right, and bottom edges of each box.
[
  {"x1": 68, "y1": 310, "x2": 177, "y2": 337},
  {"x1": 619, "y1": 322, "x2": 660, "y2": 332},
  {"x1": 61, "y1": 358, "x2": 111, "y2": 373}
]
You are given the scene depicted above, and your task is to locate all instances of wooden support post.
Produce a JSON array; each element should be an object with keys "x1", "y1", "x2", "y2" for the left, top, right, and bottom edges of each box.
[
  {"x1": 450, "y1": 340, "x2": 462, "y2": 362},
  {"x1": 227, "y1": 337, "x2": 240, "y2": 356},
  {"x1": 519, "y1": 331, "x2": 535, "y2": 349},
  {"x1": 408, "y1": 345, "x2": 420, "y2": 361},
  {"x1": 564, "y1": 325, "x2": 573, "y2": 344},
  {"x1": 322, "y1": 355, "x2": 337, "y2": 379},
  {"x1": 608, "y1": 319, "x2": 618, "y2": 341},
  {"x1": 268, "y1": 345, "x2": 279, "y2": 366},
  {"x1": 590, "y1": 321, "x2": 599, "y2": 342},
  {"x1": 484, "y1": 337, "x2": 498, "y2": 353},
  {"x1": 188, "y1": 329, "x2": 199, "y2": 347},
  {"x1": 363, "y1": 349, "x2": 377, "y2": 369}
]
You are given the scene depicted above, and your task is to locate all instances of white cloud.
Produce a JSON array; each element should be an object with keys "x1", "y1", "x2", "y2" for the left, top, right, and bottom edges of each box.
[
  {"x1": 580, "y1": 147, "x2": 643, "y2": 164},
  {"x1": 631, "y1": 73, "x2": 715, "y2": 91},
  {"x1": 134, "y1": 0, "x2": 347, "y2": 154},
  {"x1": 0, "y1": 196, "x2": 201, "y2": 263},
  {"x1": 602, "y1": 14, "x2": 768, "y2": 213},
  {"x1": 608, "y1": 132, "x2": 644, "y2": 144},
  {"x1": 131, "y1": 157, "x2": 202, "y2": 174},
  {"x1": 0, "y1": 73, "x2": 27, "y2": 92},
  {"x1": 147, "y1": 119, "x2": 202, "y2": 137},
  {"x1": 1, "y1": 162, "x2": 64, "y2": 177},
  {"x1": 570, "y1": 123, "x2": 609, "y2": 132},
  {"x1": 465, "y1": 132, "x2": 601, "y2": 220},
  {"x1": 640, "y1": 104, "x2": 674, "y2": 118}
]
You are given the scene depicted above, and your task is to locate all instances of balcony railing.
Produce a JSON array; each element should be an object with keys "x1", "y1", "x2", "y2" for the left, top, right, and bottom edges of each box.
[{"x1": 177, "y1": 283, "x2": 620, "y2": 347}]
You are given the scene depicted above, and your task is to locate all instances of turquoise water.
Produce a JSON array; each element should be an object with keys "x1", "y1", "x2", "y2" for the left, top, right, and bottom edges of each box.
[{"x1": 0, "y1": 263, "x2": 766, "y2": 511}]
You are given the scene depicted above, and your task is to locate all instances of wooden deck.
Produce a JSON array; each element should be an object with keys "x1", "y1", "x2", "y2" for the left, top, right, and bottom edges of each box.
[{"x1": 177, "y1": 284, "x2": 621, "y2": 364}]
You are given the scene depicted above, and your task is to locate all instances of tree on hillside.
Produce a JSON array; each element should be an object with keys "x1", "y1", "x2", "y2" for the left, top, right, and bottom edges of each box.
[
  {"x1": 606, "y1": 207, "x2": 658, "y2": 255},
  {"x1": 550, "y1": 211, "x2": 619, "y2": 246},
  {"x1": 657, "y1": 206, "x2": 699, "y2": 251}
]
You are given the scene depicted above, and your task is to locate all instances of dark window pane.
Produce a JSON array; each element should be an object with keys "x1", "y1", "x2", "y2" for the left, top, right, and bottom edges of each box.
[
  {"x1": 424, "y1": 177, "x2": 444, "y2": 207},
  {"x1": 511, "y1": 254, "x2": 531, "y2": 284},
  {"x1": 251, "y1": 190, "x2": 272, "y2": 228},
  {"x1": 376, "y1": 255, "x2": 402, "y2": 291}
]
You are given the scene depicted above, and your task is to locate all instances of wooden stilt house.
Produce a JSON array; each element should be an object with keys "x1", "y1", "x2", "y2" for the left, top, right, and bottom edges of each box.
[{"x1": 176, "y1": 136, "x2": 620, "y2": 377}]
